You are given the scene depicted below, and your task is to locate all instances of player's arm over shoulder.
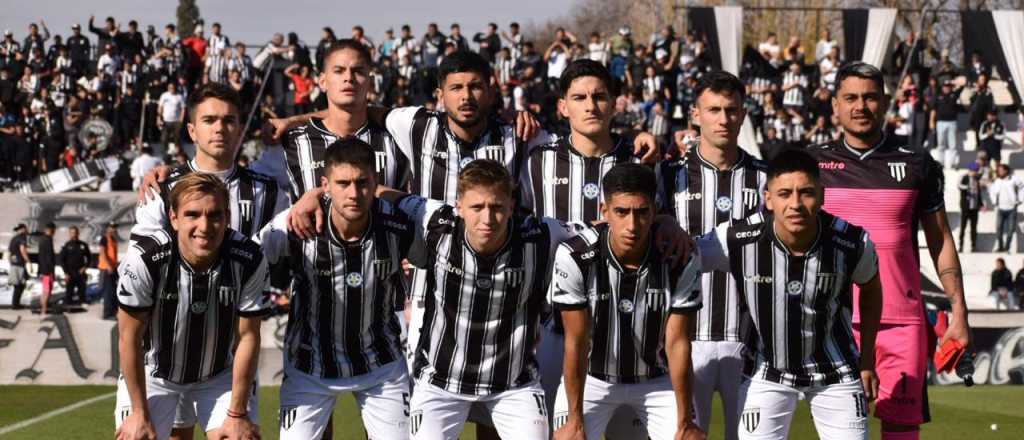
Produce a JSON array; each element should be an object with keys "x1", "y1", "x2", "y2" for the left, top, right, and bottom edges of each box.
[
  {"x1": 116, "y1": 244, "x2": 160, "y2": 310},
  {"x1": 550, "y1": 242, "x2": 589, "y2": 309},
  {"x1": 851, "y1": 233, "x2": 879, "y2": 285}
]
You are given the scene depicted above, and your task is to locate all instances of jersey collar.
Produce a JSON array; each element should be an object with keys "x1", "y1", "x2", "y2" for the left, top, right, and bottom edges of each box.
[
  {"x1": 188, "y1": 159, "x2": 238, "y2": 182},
  {"x1": 768, "y1": 214, "x2": 823, "y2": 257},
  {"x1": 310, "y1": 116, "x2": 370, "y2": 138},
  {"x1": 841, "y1": 133, "x2": 888, "y2": 160},
  {"x1": 599, "y1": 224, "x2": 653, "y2": 274},
  {"x1": 563, "y1": 133, "x2": 625, "y2": 159},
  {"x1": 694, "y1": 146, "x2": 748, "y2": 171},
  {"x1": 325, "y1": 198, "x2": 375, "y2": 247},
  {"x1": 443, "y1": 114, "x2": 504, "y2": 150}
]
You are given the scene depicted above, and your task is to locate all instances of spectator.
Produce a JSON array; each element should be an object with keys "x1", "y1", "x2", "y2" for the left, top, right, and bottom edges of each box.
[
  {"x1": 931, "y1": 49, "x2": 958, "y2": 85},
  {"x1": 978, "y1": 109, "x2": 1005, "y2": 165},
  {"x1": 500, "y1": 22, "x2": 523, "y2": 62},
  {"x1": 395, "y1": 24, "x2": 418, "y2": 63},
  {"x1": 989, "y1": 163, "x2": 1023, "y2": 252},
  {"x1": 97, "y1": 222, "x2": 118, "y2": 320},
  {"x1": 447, "y1": 23, "x2": 469, "y2": 52},
  {"x1": 35, "y1": 222, "x2": 56, "y2": 315},
  {"x1": 969, "y1": 73, "x2": 996, "y2": 146},
  {"x1": 228, "y1": 42, "x2": 254, "y2": 83},
  {"x1": 314, "y1": 26, "x2": 337, "y2": 72},
  {"x1": 759, "y1": 126, "x2": 786, "y2": 161},
  {"x1": 587, "y1": 32, "x2": 609, "y2": 66},
  {"x1": 421, "y1": 23, "x2": 445, "y2": 68},
  {"x1": 473, "y1": 22, "x2": 501, "y2": 63},
  {"x1": 819, "y1": 46, "x2": 841, "y2": 89},
  {"x1": 118, "y1": 20, "x2": 145, "y2": 61},
  {"x1": 58, "y1": 225, "x2": 91, "y2": 305},
  {"x1": 990, "y1": 258, "x2": 1016, "y2": 309},
  {"x1": 781, "y1": 62, "x2": 807, "y2": 111},
  {"x1": 814, "y1": 29, "x2": 836, "y2": 62},
  {"x1": 758, "y1": 32, "x2": 781, "y2": 61},
  {"x1": 130, "y1": 145, "x2": 163, "y2": 190},
  {"x1": 6, "y1": 223, "x2": 29, "y2": 309},
  {"x1": 931, "y1": 80, "x2": 961, "y2": 168},
  {"x1": 966, "y1": 52, "x2": 991, "y2": 84},
  {"x1": 285, "y1": 63, "x2": 314, "y2": 114},
  {"x1": 87, "y1": 15, "x2": 120, "y2": 54},
  {"x1": 959, "y1": 162, "x2": 984, "y2": 252},
  {"x1": 156, "y1": 81, "x2": 184, "y2": 148},
  {"x1": 207, "y1": 22, "x2": 230, "y2": 54}
]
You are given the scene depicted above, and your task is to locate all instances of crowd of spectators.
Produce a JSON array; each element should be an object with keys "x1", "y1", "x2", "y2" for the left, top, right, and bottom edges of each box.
[{"x1": 0, "y1": 16, "x2": 1021, "y2": 191}]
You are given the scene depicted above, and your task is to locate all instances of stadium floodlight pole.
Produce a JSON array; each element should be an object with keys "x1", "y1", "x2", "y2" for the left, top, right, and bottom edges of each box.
[
  {"x1": 238, "y1": 65, "x2": 275, "y2": 152},
  {"x1": 885, "y1": 6, "x2": 931, "y2": 132}
]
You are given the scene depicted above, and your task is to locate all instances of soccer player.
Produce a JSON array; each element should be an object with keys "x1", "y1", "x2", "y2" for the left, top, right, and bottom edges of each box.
[
  {"x1": 656, "y1": 70, "x2": 767, "y2": 439},
  {"x1": 257, "y1": 138, "x2": 415, "y2": 439},
  {"x1": 115, "y1": 173, "x2": 270, "y2": 440},
  {"x1": 133, "y1": 82, "x2": 288, "y2": 440},
  {"x1": 381, "y1": 159, "x2": 580, "y2": 440},
  {"x1": 551, "y1": 163, "x2": 706, "y2": 440},
  {"x1": 699, "y1": 149, "x2": 883, "y2": 440},
  {"x1": 519, "y1": 58, "x2": 661, "y2": 439},
  {"x1": 809, "y1": 62, "x2": 971, "y2": 440}
]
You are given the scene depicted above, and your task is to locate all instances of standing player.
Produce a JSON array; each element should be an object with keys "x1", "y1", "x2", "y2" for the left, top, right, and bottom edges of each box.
[
  {"x1": 699, "y1": 149, "x2": 882, "y2": 439},
  {"x1": 656, "y1": 70, "x2": 767, "y2": 438},
  {"x1": 382, "y1": 160, "x2": 579, "y2": 439},
  {"x1": 257, "y1": 139, "x2": 415, "y2": 439},
  {"x1": 810, "y1": 62, "x2": 971, "y2": 440},
  {"x1": 115, "y1": 173, "x2": 270, "y2": 440},
  {"x1": 519, "y1": 58, "x2": 658, "y2": 439},
  {"x1": 551, "y1": 164, "x2": 706, "y2": 440},
  {"x1": 134, "y1": 82, "x2": 288, "y2": 440}
]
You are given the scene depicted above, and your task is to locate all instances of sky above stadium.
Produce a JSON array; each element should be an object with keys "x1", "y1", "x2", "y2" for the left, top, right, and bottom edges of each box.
[{"x1": 0, "y1": 0, "x2": 574, "y2": 48}]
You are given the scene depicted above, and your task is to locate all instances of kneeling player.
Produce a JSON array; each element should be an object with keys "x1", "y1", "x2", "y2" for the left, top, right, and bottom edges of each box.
[
  {"x1": 550, "y1": 163, "x2": 706, "y2": 440},
  {"x1": 257, "y1": 138, "x2": 414, "y2": 439},
  {"x1": 115, "y1": 173, "x2": 270, "y2": 439},
  {"x1": 699, "y1": 149, "x2": 882, "y2": 440}
]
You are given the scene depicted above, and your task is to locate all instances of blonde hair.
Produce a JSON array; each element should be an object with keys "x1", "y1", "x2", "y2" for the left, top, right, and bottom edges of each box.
[{"x1": 168, "y1": 173, "x2": 230, "y2": 215}]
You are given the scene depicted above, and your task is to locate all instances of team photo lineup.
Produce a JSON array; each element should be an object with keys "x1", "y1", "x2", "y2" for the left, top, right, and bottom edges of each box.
[{"x1": 0, "y1": 7, "x2": 986, "y2": 440}]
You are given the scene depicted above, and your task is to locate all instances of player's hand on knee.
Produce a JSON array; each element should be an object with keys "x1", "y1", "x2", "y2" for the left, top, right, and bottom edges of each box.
[
  {"x1": 116, "y1": 412, "x2": 157, "y2": 440},
  {"x1": 553, "y1": 420, "x2": 586, "y2": 440},
  {"x1": 287, "y1": 189, "x2": 325, "y2": 239},
  {"x1": 138, "y1": 165, "x2": 171, "y2": 204},
  {"x1": 678, "y1": 422, "x2": 706, "y2": 440},
  {"x1": 861, "y1": 369, "x2": 880, "y2": 402}
]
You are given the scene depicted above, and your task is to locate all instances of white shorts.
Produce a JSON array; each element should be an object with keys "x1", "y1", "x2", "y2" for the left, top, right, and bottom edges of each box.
[
  {"x1": 536, "y1": 325, "x2": 646, "y2": 439},
  {"x1": 279, "y1": 360, "x2": 410, "y2": 440},
  {"x1": 173, "y1": 378, "x2": 261, "y2": 429},
  {"x1": 692, "y1": 340, "x2": 746, "y2": 439},
  {"x1": 114, "y1": 368, "x2": 258, "y2": 438},
  {"x1": 552, "y1": 375, "x2": 679, "y2": 440},
  {"x1": 409, "y1": 380, "x2": 549, "y2": 440},
  {"x1": 737, "y1": 378, "x2": 869, "y2": 440}
]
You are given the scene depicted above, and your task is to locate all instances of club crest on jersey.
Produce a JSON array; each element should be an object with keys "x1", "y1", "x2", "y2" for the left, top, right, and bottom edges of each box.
[
  {"x1": 476, "y1": 277, "x2": 493, "y2": 289},
  {"x1": 191, "y1": 301, "x2": 207, "y2": 314},
  {"x1": 888, "y1": 162, "x2": 907, "y2": 182},
  {"x1": 742, "y1": 188, "x2": 759, "y2": 210},
  {"x1": 618, "y1": 298, "x2": 635, "y2": 313},
  {"x1": 459, "y1": 156, "x2": 475, "y2": 169},
  {"x1": 238, "y1": 200, "x2": 253, "y2": 220},
  {"x1": 504, "y1": 267, "x2": 525, "y2": 287},
  {"x1": 716, "y1": 196, "x2": 733, "y2": 213},
  {"x1": 482, "y1": 145, "x2": 506, "y2": 163},
  {"x1": 280, "y1": 406, "x2": 297, "y2": 430},
  {"x1": 374, "y1": 260, "x2": 393, "y2": 279},
  {"x1": 410, "y1": 410, "x2": 423, "y2": 435},
  {"x1": 375, "y1": 151, "x2": 387, "y2": 172},
  {"x1": 583, "y1": 183, "x2": 600, "y2": 200},
  {"x1": 346, "y1": 272, "x2": 364, "y2": 288},
  {"x1": 646, "y1": 289, "x2": 665, "y2": 309},
  {"x1": 816, "y1": 273, "x2": 837, "y2": 293},
  {"x1": 218, "y1": 286, "x2": 237, "y2": 304},
  {"x1": 786, "y1": 280, "x2": 803, "y2": 295},
  {"x1": 742, "y1": 408, "x2": 761, "y2": 433}
]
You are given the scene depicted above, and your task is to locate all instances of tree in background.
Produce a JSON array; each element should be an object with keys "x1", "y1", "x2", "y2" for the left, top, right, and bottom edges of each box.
[{"x1": 177, "y1": 0, "x2": 202, "y2": 38}]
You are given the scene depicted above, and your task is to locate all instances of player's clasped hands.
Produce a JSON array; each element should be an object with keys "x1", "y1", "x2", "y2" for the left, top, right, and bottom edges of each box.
[{"x1": 115, "y1": 412, "x2": 156, "y2": 440}]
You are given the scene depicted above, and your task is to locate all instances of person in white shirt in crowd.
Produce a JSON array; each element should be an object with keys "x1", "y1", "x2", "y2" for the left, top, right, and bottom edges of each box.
[
  {"x1": 130, "y1": 146, "x2": 164, "y2": 191},
  {"x1": 815, "y1": 29, "x2": 837, "y2": 62},
  {"x1": 500, "y1": 22, "x2": 524, "y2": 62},
  {"x1": 889, "y1": 92, "x2": 915, "y2": 139},
  {"x1": 587, "y1": 32, "x2": 609, "y2": 66},
  {"x1": 819, "y1": 46, "x2": 841, "y2": 89},
  {"x1": 758, "y1": 32, "x2": 781, "y2": 60},
  {"x1": 989, "y1": 163, "x2": 1024, "y2": 252},
  {"x1": 97, "y1": 43, "x2": 119, "y2": 77},
  {"x1": 207, "y1": 22, "x2": 230, "y2": 54},
  {"x1": 158, "y1": 81, "x2": 186, "y2": 151},
  {"x1": 546, "y1": 39, "x2": 570, "y2": 85}
]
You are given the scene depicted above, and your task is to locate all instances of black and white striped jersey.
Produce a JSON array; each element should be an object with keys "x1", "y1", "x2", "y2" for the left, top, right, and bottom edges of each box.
[
  {"x1": 257, "y1": 197, "x2": 415, "y2": 379},
  {"x1": 781, "y1": 71, "x2": 807, "y2": 107},
  {"x1": 700, "y1": 211, "x2": 878, "y2": 387},
  {"x1": 398, "y1": 195, "x2": 577, "y2": 395},
  {"x1": 282, "y1": 117, "x2": 411, "y2": 200},
  {"x1": 132, "y1": 161, "x2": 290, "y2": 242},
  {"x1": 116, "y1": 229, "x2": 271, "y2": 385},
  {"x1": 384, "y1": 106, "x2": 552, "y2": 204},
  {"x1": 519, "y1": 135, "x2": 641, "y2": 223},
  {"x1": 549, "y1": 224, "x2": 701, "y2": 384},
  {"x1": 656, "y1": 149, "x2": 767, "y2": 342}
]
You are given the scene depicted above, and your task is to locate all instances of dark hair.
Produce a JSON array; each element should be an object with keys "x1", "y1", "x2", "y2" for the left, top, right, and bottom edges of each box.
[
  {"x1": 438, "y1": 51, "x2": 492, "y2": 85},
  {"x1": 166, "y1": 24, "x2": 175, "y2": 32},
  {"x1": 457, "y1": 159, "x2": 514, "y2": 199},
  {"x1": 45, "y1": 222, "x2": 56, "y2": 230},
  {"x1": 694, "y1": 70, "x2": 746, "y2": 102},
  {"x1": 324, "y1": 137, "x2": 376, "y2": 177},
  {"x1": 767, "y1": 149, "x2": 820, "y2": 185},
  {"x1": 601, "y1": 163, "x2": 656, "y2": 202},
  {"x1": 835, "y1": 62, "x2": 885, "y2": 93},
  {"x1": 322, "y1": 39, "x2": 372, "y2": 66},
  {"x1": 559, "y1": 59, "x2": 612, "y2": 97},
  {"x1": 187, "y1": 82, "x2": 241, "y2": 122},
  {"x1": 510, "y1": 22, "x2": 520, "y2": 28},
  {"x1": 352, "y1": 25, "x2": 364, "y2": 33}
]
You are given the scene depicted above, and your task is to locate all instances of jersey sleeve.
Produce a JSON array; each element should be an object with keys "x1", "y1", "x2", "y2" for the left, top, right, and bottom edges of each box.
[
  {"x1": 670, "y1": 253, "x2": 703, "y2": 313},
  {"x1": 130, "y1": 195, "x2": 169, "y2": 243},
  {"x1": 549, "y1": 244, "x2": 588, "y2": 310},
  {"x1": 384, "y1": 106, "x2": 424, "y2": 165},
  {"x1": 917, "y1": 154, "x2": 945, "y2": 213},
  {"x1": 542, "y1": 217, "x2": 585, "y2": 259},
  {"x1": 396, "y1": 194, "x2": 445, "y2": 238},
  {"x1": 237, "y1": 256, "x2": 272, "y2": 316},
  {"x1": 696, "y1": 223, "x2": 731, "y2": 272},
  {"x1": 254, "y1": 208, "x2": 291, "y2": 265},
  {"x1": 851, "y1": 234, "x2": 879, "y2": 285},
  {"x1": 517, "y1": 152, "x2": 536, "y2": 214},
  {"x1": 116, "y1": 249, "x2": 155, "y2": 310}
]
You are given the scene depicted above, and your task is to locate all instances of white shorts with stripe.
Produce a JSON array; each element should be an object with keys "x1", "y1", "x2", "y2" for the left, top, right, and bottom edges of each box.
[
  {"x1": 552, "y1": 374, "x2": 680, "y2": 440},
  {"x1": 114, "y1": 367, "x2": 258, "y2": 438},
  {"x1": 408, "y1": 379, "x2": 549, "y2": 440},
  {"x1": 278, "y1": 360, "x2": 410, "y2": 439},
  {"x1": 692, "y1": 340, "x2": 746, "y2": 439},
  {"x1": 736, "y1": 378, "x2": 869, "y2": 440}
]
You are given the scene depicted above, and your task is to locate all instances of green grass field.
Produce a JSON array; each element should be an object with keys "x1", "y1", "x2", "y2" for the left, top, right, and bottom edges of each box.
[{"x1": 0, "y1": 385, "x2": 1020, "y2": 439}]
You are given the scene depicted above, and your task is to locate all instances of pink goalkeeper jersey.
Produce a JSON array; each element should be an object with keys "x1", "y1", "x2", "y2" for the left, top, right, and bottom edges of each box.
[{"x1": 811, "y1": 136, "x2": 945, "y2": 324}]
